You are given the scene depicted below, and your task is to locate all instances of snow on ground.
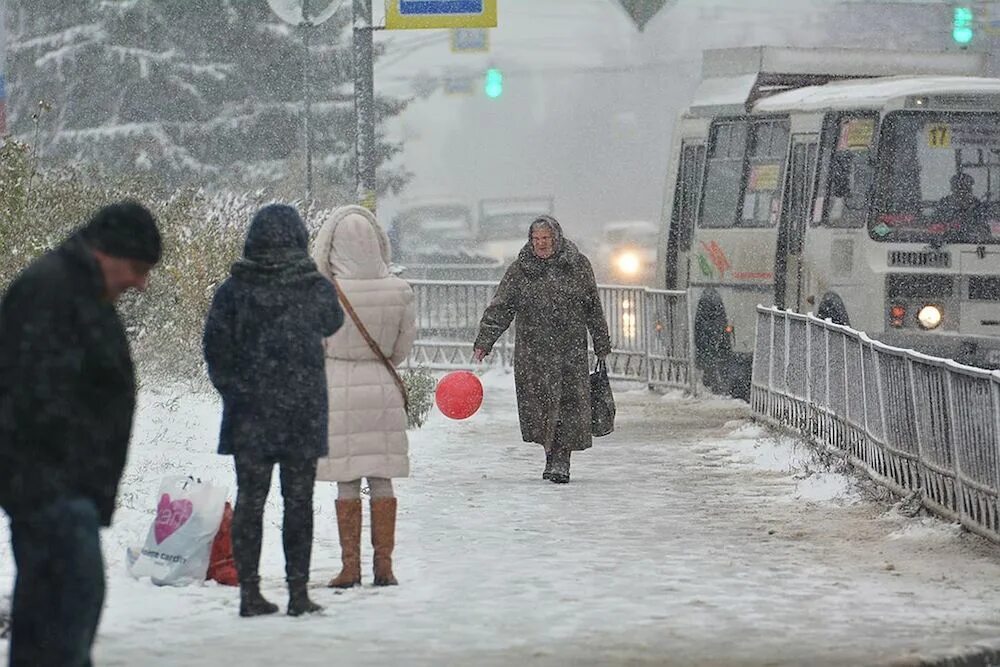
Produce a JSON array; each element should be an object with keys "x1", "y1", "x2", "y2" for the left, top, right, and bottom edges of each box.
[{"x1": 3, "y1": 370, "x2": 1000, "y2": 666}]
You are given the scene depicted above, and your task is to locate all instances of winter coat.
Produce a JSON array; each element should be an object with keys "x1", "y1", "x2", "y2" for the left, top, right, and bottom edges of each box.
[
  {"x1": 311, "y1": 206, "x2": 417, "y2": 482},
  {"x1": 0, "y1": 234, "x2": 137, "y2": 526},
  {"x1": 474, "y1": 222, "x2": 611, "y2": 451},
  {"x1": 203, "y1": 204, "x2": 344, "y2": 461}
]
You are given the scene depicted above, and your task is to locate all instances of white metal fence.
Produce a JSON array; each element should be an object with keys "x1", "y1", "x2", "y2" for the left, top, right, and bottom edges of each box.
[
  {"x1": 405, "y1": 279, "x2": 695, "y2": 391},
  {"x1": 751, "y1": 306, "x2": 1000, "y2": 542}
]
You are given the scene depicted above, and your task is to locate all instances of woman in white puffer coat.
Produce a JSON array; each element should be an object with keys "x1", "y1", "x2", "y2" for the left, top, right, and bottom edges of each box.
[{"x1": 311, "y1": 205, "x2": 417, "y2": 588}]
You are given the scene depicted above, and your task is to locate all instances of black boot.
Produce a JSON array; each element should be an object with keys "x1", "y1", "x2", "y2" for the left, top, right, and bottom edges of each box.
[
  {"x1": 542, "y1": 449, "x2": 553, "y2": 480},
  {"x1": 287, "y1": 579, "x2": 323, "y2": 617},
  {"x1": 239, "y1": 580, "x2": 279, "y2": 617},
  {"x1": 549, "y1": 446, "x2": 570, "y2": 484}
]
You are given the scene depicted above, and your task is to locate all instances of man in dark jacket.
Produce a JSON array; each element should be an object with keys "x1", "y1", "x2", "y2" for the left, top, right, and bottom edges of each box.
[
  {"x1": 0, "y1": 201, "x2": 161, "y2": 667},
  {"x1": 933, "y1": 172, "x2": 991, "y2": 243},
  {"x1": 203, "y1": 203, "x2": 343, "y2": 618},
  {"x1": 473, "y1": 216, "x2": 611, "y2": 484}
]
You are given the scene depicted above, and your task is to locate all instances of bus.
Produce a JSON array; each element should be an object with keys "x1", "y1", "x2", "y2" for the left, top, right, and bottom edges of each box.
[{"x1": 658, "y1": 47, "x2": 1000, "y2": 397}]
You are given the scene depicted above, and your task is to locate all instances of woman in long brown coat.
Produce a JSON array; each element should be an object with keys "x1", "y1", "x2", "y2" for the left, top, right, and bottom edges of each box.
[{"x1": 473, "y1": 216, "x2": 611, "y2": 484}]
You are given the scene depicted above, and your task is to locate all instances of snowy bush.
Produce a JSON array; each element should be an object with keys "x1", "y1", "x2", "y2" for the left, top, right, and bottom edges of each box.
[
  {"x1": 0, "y1": 141, "x2": 264, "y2": 383},
  {"x1": 402, "y1": 366, "x2": 436, "y2": 429}
]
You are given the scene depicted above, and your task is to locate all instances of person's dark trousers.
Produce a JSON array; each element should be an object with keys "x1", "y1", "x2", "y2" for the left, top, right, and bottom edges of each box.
[
  {"x1": 8, "y1": 497, "x2": 105, "y2": 667},
  {"x1": 232, "y1": 456, "x2": 318, "y2": 586}
]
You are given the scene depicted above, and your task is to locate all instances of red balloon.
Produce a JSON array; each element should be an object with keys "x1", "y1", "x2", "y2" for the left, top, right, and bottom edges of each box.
[{"x1": 435, "y1": 371, "x2": 483, "y2": 420}]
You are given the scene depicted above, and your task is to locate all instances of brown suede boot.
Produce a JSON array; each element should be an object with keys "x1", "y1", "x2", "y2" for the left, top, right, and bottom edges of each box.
[
  {"x1": 370, "y1": 497, "x2": 399, "y2": 586},
  {"x1": 327, "y1": 499, "x2": 362, "y2": 588}
]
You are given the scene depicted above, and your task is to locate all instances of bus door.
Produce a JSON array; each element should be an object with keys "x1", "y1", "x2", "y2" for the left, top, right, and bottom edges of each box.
[
  {"x1": 775, "y1": 134, "x2": 818, "y2": 311},
  {"x1": 802, "y1": 112, "x2": 878, "y2": 326},
  {"x1": 664, "y1": 141, "x2": 706, "y2": 289}
]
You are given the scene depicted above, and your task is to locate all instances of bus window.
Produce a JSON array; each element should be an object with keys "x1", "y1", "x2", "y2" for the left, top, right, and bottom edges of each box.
[
  {"x1": 813, "y1": 112, "x2": 877, "y2": 228},
  {"x1": 674, "y1": 143, "x2": 706, "y2": 252},
  {"x1": 699, "y1": 120, "x2": 748, "y2": 228},
  {"x1": 740, "y1": 119, "x2": 790, "y2": 227},
  {"x1": 665, "y1": 142, "x2": 706, "y2": 289}
]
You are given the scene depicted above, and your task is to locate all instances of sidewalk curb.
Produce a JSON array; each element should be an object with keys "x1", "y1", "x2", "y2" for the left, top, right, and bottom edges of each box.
[{"x1": 879, "y1": 639, "x2": 1000, "y2": 667}]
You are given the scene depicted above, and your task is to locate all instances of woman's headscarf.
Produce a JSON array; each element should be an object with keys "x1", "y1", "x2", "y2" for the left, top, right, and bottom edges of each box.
[{"x1": 526, "y1": 214, "x2": 565, "y2": 258}]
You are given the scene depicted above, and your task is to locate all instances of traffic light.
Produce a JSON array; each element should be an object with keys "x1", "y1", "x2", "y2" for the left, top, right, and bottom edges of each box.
[
  {"x1": 952, "y1": 6, "x2": 974, "y2": 45},
  {"x1": 484, "y1": 68, "x2": 503, "y2": 99}
]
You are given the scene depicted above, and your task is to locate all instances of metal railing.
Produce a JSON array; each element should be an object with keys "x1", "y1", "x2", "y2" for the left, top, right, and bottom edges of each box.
[
  {"x1": 751, "y1": 306, "x2": 1000, "y2": 542},
  {"x1": 405, "y1": 279, "x2": 696, "y2": 391}
]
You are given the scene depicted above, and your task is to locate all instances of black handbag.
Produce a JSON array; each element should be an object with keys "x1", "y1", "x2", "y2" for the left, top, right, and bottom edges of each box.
[{"x1": 590, "y1": 359, "x2": 615, "y2": 437}]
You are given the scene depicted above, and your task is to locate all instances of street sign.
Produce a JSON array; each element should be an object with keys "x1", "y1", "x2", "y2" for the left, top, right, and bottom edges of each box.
[
  {"x1": 443, "y1": 71, "x2": 475, "y2": 95},
  {"x1": 386, "y1": 0, "x2": 498, "y2": 30},
  {"x1": 451, "y1": 28, "x2": 489, "y2": 52},
  {"x1": 986, "y1": 3, "x2": 1000, "y2": 35},
  {"x1": 616, "y1": 0, "x2": 675, "y2": 31}
]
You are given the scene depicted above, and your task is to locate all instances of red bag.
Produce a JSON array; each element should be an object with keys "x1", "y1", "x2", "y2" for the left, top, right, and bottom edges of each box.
[{"x1": 206, "y1": 502, "x2": 238, "y2": 586}]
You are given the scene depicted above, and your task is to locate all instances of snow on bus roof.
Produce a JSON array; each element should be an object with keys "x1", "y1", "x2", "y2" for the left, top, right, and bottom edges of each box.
[{"x1": 754, "y1": 76, "x2": 1000, "y2": 113}]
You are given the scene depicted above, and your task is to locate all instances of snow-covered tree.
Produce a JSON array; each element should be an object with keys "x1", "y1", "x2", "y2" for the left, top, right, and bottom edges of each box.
[{"x1": 4, "y1": 0, "x2": 409, "y2": 202}]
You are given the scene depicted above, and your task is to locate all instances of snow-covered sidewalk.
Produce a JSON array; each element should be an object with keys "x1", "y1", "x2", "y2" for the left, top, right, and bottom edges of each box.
[{"x1": 3, "y1": 371, "x2": 1000, "y2": 666}]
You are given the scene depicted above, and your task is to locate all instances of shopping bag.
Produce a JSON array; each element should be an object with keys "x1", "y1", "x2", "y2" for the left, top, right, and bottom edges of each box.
[
  {"x1": 590, "y1": 358, "x2": 616, "y2": 437},
  {"x1": 126, "y1": 476, "x2": 228, "y2": 586},
  {"x1": 206, "y1": 502, "x2": 238, "y2": 586}
]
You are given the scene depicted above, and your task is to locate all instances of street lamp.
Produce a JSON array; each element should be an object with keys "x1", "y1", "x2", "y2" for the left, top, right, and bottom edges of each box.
[{"x1": 266, "y1": 0, "x2": 340, "y2": 202}]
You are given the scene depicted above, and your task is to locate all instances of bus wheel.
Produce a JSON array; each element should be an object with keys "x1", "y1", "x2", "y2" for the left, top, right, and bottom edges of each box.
[
  {"x1": 817, "y1": 292, "x2": 851, "y2": 326},
  {"x1": 726, "y1": 353, "x2": 753, "y2": 401},
  {"x1": 693, "y1": 290, "x2": 732, "y2": 394}
]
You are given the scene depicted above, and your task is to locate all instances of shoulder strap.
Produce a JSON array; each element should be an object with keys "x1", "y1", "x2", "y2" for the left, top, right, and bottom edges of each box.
[{"x1": 329, "y1": 276, "x2": 409, "y2": 412}]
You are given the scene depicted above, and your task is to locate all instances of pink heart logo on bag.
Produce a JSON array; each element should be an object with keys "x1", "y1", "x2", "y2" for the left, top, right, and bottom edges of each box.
[{"x1": 154, "y1": 494, "x2": 194, "y2": 544}]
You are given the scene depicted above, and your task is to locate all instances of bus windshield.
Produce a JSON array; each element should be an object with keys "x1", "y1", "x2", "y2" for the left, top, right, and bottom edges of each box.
[{"x1": 874, "y1": 111, "x2": 1000, "y2": 244}]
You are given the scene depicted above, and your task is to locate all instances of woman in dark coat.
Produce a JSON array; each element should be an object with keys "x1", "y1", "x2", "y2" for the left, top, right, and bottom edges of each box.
[
  {"x1": 473, "y1": 216, "x2": 611, "y2": 484},
  {"x1": 203, "y1": 204, "x2": 344, "y2": 617}
]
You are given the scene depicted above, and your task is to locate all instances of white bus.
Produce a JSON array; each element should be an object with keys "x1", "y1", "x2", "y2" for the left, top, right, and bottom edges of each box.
[{"x1": 658, "y1": 47, "x2": 1000, "y2": 397}]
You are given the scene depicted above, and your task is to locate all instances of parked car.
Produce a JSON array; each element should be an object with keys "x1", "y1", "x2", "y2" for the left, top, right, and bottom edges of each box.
[
  {"x1": 388, "y1": 199, "x2": 503, "y2": 280},
  {"x1": 476, "y1": 196, "x2": 556, "y2": 266}
]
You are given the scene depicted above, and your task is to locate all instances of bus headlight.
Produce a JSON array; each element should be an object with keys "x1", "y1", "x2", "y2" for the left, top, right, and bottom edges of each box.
[
  {"x1": 917, "y1": 304, "x2": 943, "y2": 330},
  {"x1": 614, "y1": 251, "x2": 642, "y2": 277}
]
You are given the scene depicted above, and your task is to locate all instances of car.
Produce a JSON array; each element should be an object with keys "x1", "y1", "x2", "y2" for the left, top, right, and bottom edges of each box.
[
  {"x1": 476, "y1": 196, "x2": 556, "y2": 265},
  {"x1": 595, "y1": 220, "x2": 659, "y2": 285},
  {"x1": 388, "y1": 199, "x2": 504, "y2": 280}
]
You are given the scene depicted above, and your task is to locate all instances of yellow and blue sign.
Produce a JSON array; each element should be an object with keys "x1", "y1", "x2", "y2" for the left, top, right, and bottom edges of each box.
[{"x1": 386, "y1": 0, "x2": 497, "y2": 30}]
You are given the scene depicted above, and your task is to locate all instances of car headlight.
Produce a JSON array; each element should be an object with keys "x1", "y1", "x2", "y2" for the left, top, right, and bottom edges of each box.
[
  {"x1": 614, "y1": 251, "x2": 641, "y2": 276},
  {"x1": 917, "y1": 304, "x2": 943, "y2": 330}
]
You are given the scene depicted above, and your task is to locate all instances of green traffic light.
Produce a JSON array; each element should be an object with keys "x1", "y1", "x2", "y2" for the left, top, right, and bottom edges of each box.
[
  {"x1": 484, "y1": 68, "x2": 503, "y2": 99},
  {"x1": 953, "y1": 6, "x2": 974, "y2": 44}
]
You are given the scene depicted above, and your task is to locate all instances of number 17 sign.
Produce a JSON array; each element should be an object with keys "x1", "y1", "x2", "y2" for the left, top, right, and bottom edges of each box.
[{"x1": 386, "y1": 0, "x2": 498, "y2": 30}]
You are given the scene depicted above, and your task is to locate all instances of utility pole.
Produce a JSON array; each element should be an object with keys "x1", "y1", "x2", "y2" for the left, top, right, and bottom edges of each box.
[
  {"x1": 303, "y1": 0, "x2": 314, "y2": 203},
  {"x1": 353, "y1": 0, "x2": 377, "y2": 213}
]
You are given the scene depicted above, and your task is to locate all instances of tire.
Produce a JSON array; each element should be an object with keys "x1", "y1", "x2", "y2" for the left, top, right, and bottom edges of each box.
[
  {"x1": 726, "y1": 353, "x2": 752, "y2": 402},
  {"x1": 694, "y1": 290, "x2": 732, "y2": 394}
]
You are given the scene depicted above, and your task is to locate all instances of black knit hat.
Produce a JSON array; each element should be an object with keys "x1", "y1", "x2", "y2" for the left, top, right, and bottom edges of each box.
[{"x1": 81, "y1": 201, "x2": 162, "y2": 264}]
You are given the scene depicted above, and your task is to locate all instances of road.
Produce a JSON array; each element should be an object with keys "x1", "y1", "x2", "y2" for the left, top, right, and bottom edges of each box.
[{"x1": 3, "y1": 373, "x2": 1000, "y2": 666}]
